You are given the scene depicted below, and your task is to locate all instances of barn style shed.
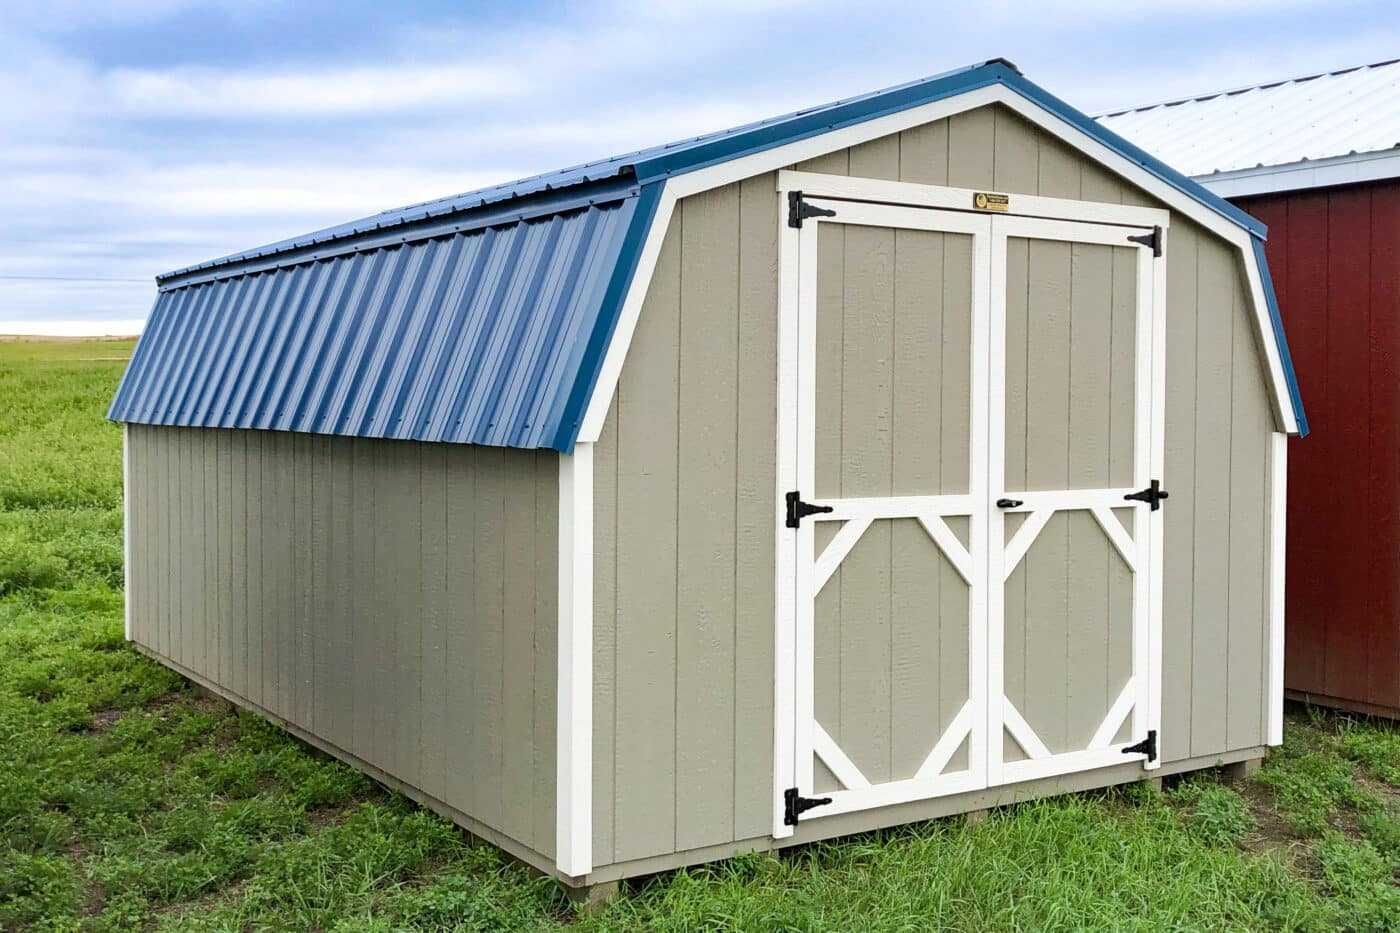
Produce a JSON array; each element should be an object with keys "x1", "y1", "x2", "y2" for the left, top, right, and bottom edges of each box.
[
  {"x1": 1101, "y1": 59, "x2": 1400, "y2": 719},
  {"x1": 111, "y1": 59, "x2": 1305, "y2": 889}
]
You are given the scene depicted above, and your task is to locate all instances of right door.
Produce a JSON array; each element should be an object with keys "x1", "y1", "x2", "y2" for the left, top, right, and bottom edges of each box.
[{"x1": 988, "y1": 214, "x2": 1163, "y2": 786}]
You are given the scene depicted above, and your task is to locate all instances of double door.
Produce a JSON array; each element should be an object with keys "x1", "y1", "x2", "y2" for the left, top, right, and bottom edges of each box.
[{"x1": 774, "y1": 179, "x2": 1166, "y2": 831}]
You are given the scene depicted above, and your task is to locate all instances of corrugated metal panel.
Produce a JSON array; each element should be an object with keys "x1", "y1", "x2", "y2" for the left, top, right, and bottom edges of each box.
[
  {"x1": 110, "y1": 198, "x2": 640, "y2": 451},
  {"x1": 1097, "y1": 60, "x2": 1400, "y2": 177}
]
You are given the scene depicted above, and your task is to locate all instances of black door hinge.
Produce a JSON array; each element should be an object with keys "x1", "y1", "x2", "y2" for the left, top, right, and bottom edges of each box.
[
  {"x1": 1123, "y1": 729, "x2": 1158, "y2": 763},
  {"x1": 788, "y1": 190, "x2": 837, "y2": 228},
  {"x1": 1123, "y1": 479, "x2": 1170, "y2": 511},
  {"x1": 786, "y1": 490, "x2": 834, "y2": 528},
  {"x1": 1127, "y1": 225, "x2": 1163, "y2": 257},
  {"x1": 784, "y1": 787, "x2": 833, "y2": 826}
]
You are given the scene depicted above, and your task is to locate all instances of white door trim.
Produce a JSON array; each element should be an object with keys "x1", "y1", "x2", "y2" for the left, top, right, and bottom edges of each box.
[
  {"x1": 1268, "y1": 432, "x2": 1287, "y2": 745},
  {"x1": 123, "y1": 423, "x2": 132, "y2": 642}
]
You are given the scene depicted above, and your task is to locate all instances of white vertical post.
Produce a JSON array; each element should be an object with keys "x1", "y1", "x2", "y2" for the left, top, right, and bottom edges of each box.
[
  {"x1": 557, "y1": 443, "x2": 594, "y2": 877},
  {"x1": 1268, "y1": 432, "x2": 1288, "y2": 746},
  {"x1": 123, "y1": 423, "x2": 132, "y2": 642},
  {"x1": 1145, "y1": 235, "x2": 1168, "y2": 768}
]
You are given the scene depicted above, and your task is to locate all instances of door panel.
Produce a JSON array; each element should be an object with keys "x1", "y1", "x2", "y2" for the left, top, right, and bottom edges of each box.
[
  {"x1": 796, "y1": 202, "x2": 989, "y2": 817},
  {"x1": 990, "y1": 216, "x2": 1159, "y2": 786}
]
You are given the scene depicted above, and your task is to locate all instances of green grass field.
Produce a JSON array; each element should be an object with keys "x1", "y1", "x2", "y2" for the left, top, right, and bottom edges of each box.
[{"x1": 1, "y1": 339, "x2": 1398, "y2": 931}]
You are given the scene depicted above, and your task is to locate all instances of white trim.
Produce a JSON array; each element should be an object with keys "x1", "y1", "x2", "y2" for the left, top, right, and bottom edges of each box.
[
  {"x1": 1089, "y1": 681, "x2": 1138, "y2": 750},
  {"x1": 1001, "y1": 509, "x2": 1053, "y2": 582},
  {"x1": 812, "y1": 722, "x2": 872, "y2": 790},
  {"x1": 812, "y1": 518, "x2": 872, "y2": 593},
  {"x1": 914, "y1": 700, "x2": 976, "y2": 780},
  {"x1": 1001, "y1": 699, "x2": 1053, "y2": 760},
  {"x1": 780, "y1": 171, "x2": 1170, "y2": 229},
  {"x1": 577, "y1": 181, "x2": 676, "y2": 441},
  {"x1": 556, "y1": 444, "x2": 593, "y2": 877},
  {"x1": 574, "y1": 80, "x2": 1297, "y2": 441},
  {"x1": 1268, "y1": 432, "x2": 1288, "y2": 746},
  {"x1": 1196, "y1": 149, "x2": 1400, "y2": 198},
  {"x1": 806, "y1": 493, "x2": 975, "y2": 521},
  {"x1": 916, "y1": 515, "x2": 974, "y2": 586},
  {"x1": 123, "y1": 423, "x2": 132, "y2": 642},
  {"x1": 1090, "y1": 507, "x2": 1139, "y2": 572},
  {"x1": 1145, "y1": 221, "x2": 1168, "y2": 769}
]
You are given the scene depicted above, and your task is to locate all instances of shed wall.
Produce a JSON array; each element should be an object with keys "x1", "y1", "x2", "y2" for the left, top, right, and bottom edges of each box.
[
  {"x1": 591, "y1": 103, "x2": 1278, "y2": 870},
  {"x1": 1237, "y1": 181, "x2": 1400, "y2": 715},
  {"x1": 126, "y1": 425, "x2": 559, "y2": 860}
]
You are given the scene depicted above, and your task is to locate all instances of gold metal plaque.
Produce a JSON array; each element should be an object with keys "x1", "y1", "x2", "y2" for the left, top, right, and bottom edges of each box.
[{"x1": 973, "y1": 191, "x2": 1010, "y2": 212}]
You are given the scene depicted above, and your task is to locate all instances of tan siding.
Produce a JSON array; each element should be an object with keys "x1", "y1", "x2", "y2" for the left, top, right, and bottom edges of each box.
[
  {"x1": 590, "y1": 101, "x2": 1279, "y2": 869},
  {"x1": 126, "y1": 425, "x2": 558, "y2": 859}
]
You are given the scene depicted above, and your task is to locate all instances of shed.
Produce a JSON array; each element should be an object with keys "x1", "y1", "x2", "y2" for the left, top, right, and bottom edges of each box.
[
  {"x1": 111, "y1": 59, "x2": 1304, "y2": 889},
  {"x1": 1100, "y1": 60, "x2": 1400, "y2": 718}
]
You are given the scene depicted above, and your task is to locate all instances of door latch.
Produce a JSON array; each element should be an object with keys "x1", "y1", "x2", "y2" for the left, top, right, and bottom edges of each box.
[
  {"x1": 996, "y1": 498, "x2": 1024, "y2": 509},
  {"x1": 1123, "y1": 479, "x2": 1169, "y2": 511},
  {"x1": 786, "y1": 491, "x2": 834, "y2": 528}
]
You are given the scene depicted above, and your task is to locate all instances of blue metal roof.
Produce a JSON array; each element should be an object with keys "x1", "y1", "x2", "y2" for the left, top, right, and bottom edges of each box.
[{"x1": 113, "y1": 58, "x2": 1304, "y2": 448}]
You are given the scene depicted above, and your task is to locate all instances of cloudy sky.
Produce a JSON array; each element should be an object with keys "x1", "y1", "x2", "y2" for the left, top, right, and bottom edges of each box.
[{"x1": 3, "y1": 0, "x2": 1397, "y2": 333}]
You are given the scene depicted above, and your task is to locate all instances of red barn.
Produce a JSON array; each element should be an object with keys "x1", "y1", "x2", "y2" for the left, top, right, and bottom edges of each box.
[{"x1": 1101, "y1": 60, "x2": 1400, "y2": 717}]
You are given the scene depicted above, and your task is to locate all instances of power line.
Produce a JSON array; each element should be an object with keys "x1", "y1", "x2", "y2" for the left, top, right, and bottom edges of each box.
[{"x1": 0, "y1": 274, "x2": 150, "y2": 283}]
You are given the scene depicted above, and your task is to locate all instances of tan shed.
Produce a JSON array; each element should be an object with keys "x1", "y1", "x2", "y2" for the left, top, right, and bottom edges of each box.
[{"x1": 110, "y1": 59, "x2": 1307, "y2": 891}]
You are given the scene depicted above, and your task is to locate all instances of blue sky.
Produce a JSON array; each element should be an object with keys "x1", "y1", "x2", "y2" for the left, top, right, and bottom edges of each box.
[{"x1": 3, "y1": 0, "x2": 1398, "y2": 332}]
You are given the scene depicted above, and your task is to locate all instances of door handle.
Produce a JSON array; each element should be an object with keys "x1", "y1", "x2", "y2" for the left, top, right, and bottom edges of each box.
[{"x1": 996, "y1": 498, "x2": 1023, "y2": 509}]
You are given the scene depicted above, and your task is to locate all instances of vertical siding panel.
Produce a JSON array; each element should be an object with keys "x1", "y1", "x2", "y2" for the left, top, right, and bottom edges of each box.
[
  {"x1": 897, "y1": 120, "x2": 950, "y2": 186},
  {"x1": 174, "y1": 429, "x2": 189, "y2": 667},
  {"x1": 1078, "y1": 158, "x2": 1129, "y2": 205},
  {"x1": 1190, "y1": 235, "x2": 1234, "y2": 757},
  {"x1": 838, "y1": 223, "x2": 895, "y2": 781},
  {"x1": 675, "y1": 185, "x2": 741, "y2": 851},
  {"x1": 946, "y1": 107, "x2": 995, "y2": 190},
  {"x1": 270, "y1": 432, "x2": 296, "y2": 718},
  {"x1": 501, "y1": 447, "x2": 538, "y2": 844},
  {"x1": 1322, "y1": 188, "x2": 1373, "y2": 701},
  {"x1": 217, "y1": 431, "x2": 234, "y2": 689},
  {"x1": 245, "y1": 432, "x2": 264, "y2": 708},
  {"x1": 394, "y1": 444, "x2": 425, "y2": 788},
  {"x1": 202, "y1": 432, "x2": 218, "y2": 682},
  {"x1": 420, "y1": 443, "x2": 449, "y2": 803},
  {"x1": 1036, "y1": 137, "x2": 1082, "y2": 200},
  {"x1": 992, "y1": 109, "x2": 1040, "y2": 195},
  {"x1": 473, "y1": 446, "x2": 507, "y2": 829},
  {"x1": 444, "y1": 444, "x2": 478, "y2": 816},
  {"x1": 1366, "y1": 186, "x2": 1400, "y2": 710},
  {"x1": 350, "y1": 439, "x2": 375, "y2": 758},
  {"x1": 792, "y1": 149, "x2": 849, "y2": 176},
  {"x1": 229, "y1": 431, "x2": 248, "y2": 700},
  {"x1": 1161, "y1": 225, "x2": 1199, "y2": 762},
  {"x1": 813, "y1": 226, "x2": 845, "y2": 786},
  {"x1": 323, "y1": 437, "x2": 354, "y2": 750},
  {"x1": 613, "y1": 217, "x2": 681, "y2": 862},
  {"x1": 592, "y1": 396, "x2": 619, "y2": 864},
  {"x1": 1227, "y1": 280, "x2": 1270, "y2": 749},
  {"x1": 734, "y1": 174, "x2": 779, "y2": 839},
  {"x1": 1279, "y1": 192, "x2": 1328, "y2": 695},
  {"x1": 532, "y1": 452, "x2": 558, "y2": 856},
  {"x1": 847, "y1": 134, "x2": 900, "y2": 182},
  {"x1": 295, "y1": 435, "x2": 317, "y2": 728}
]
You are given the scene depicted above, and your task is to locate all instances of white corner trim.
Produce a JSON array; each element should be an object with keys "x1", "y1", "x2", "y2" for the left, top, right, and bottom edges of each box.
[
  {"x1": 577, "y1": 182, "x2": 676, "y2": 443},
  {"x1": 572, "y1": 80, "x2": 1298, "y2": 440},
  {"x1": 556, "y1": 443, "x2": 594, "y2": 877},
  {"x1": 123, "y1": 423, "x2": 132, "y2": 642},
  {"x1": 1196, "y1": 149, "x2": 1400, "y2": 199},
  {"x1": 1268, "y1": 432, "x2": 1288, "y2": 746}
]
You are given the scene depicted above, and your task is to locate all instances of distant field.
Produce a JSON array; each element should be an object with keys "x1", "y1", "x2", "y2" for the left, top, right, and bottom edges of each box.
[{"x1": 1, "y1": 339, "x2": 1398, "y2": 931}]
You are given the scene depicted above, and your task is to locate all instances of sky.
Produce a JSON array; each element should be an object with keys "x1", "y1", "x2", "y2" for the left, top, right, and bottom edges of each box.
[{"x1": 2, "y1": 0, "x2": 1398, "y2": 334}]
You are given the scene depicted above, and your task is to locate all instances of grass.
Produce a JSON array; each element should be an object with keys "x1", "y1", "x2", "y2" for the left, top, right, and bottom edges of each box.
[{"x1": 0, "y1": 338, "x2": 1397, "y2": 931}]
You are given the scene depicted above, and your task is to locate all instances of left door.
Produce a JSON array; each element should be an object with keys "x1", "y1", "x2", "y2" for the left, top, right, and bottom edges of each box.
[{"x1": 783, "y1": 199, "x2": 993, "y2": 820}]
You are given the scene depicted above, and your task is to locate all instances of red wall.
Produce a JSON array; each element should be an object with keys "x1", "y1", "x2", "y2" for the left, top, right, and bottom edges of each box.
[{"x1": 1234, "y1": 181, "x2": 1400, "y2": 714}]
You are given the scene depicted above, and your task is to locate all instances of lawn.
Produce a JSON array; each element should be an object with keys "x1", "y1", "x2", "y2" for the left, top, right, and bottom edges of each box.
[{"x1": 1, "y1": 338, "x2": 1398, "y2": 931}]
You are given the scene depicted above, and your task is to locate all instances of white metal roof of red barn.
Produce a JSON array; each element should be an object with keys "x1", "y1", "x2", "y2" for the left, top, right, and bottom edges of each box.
[{"x1": 1096, "y1": 59, "x2": 1400, "y2": 178}]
